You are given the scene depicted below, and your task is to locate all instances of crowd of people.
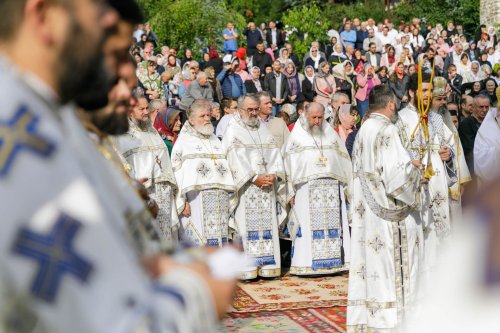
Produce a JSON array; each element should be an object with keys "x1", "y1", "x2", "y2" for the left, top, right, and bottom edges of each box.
[{"x1": 1, "y1": 0, "x2": 500, "y2": 332}]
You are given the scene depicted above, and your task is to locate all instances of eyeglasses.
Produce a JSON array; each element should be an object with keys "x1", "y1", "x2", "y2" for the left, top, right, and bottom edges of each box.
[{"x1": 148, "y1": 63, "x2": 157, "y2": 67}]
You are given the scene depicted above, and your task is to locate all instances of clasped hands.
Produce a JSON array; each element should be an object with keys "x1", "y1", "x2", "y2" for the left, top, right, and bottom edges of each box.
[{"x1": 254, "y1": 174, "x2": 276, "y2": 189}]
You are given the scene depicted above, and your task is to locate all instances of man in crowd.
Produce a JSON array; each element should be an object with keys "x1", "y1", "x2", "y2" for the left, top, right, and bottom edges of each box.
[
  {"x1": 288, "y1": 101, "x2": 309, "y2": 131},
  {"x1": 266, "y1": 21, "x2": 285, "y2": 57},
  {"x1": 243, "y1": 21, "x2": 263, "y2": 57},
  {"x1": 460, "y1": 95, "x2": 474, "y2": 119},
  {"x1": 363, "y1": 28, "x2": 383, "y2": 53},
  {"x1": 179, "y1": 72, "x2": 214, "y2": 111},
  {"x1": 257, "y1": 91, "x2": 289, "y2": 148},
  {"x1": 340, "y1": 22, "x2": 357, "y2": 49},
  {"x1": 0, "y1": 0, "x2": 232, "y2": 331},
  {"x1": 365, "y1": 42, "x2": 381, "y2": 68},
  {"x1": 355, "y1": 21, "x2": 369, "y2": 51},
  {"x1": 328, "y1": 92, "x2": 350, "y2": 123},
  {"x1": 171, "y1": 99, "x2": 236, "y2": 247},
  {"x1": 347, "y1": 85, "x2": 423, "y2": 332},
  {"x1": 264, "y1": 59, "x2": 288, "y2": 116},
  {"x1": 252, "y1": 41, "x2": 273, "y2": 75},
  {"x1": 222, "y1": 94, "x2": 286, "y2": 280},
  {"x1": 397, "y1": 73, "x2": 456, "y2": 277},
  {"x1": 283, "y1": 102, "x2": 352, "y2": 275},
  {"x1": 217, "y1": 57, "x2": 246, "y2": 99},
  {"x1": 285, "y1": 42, "x2": 302, "y2": 70},
  {"x1": 459, "y1": 95, "x2": 491, "y2": 176},
  {"x1": 114, "y1": 94, "x2": 180, "y2": 242},
  {"x1": 216, "y1": 97, "x2": 238, "y2": 139}
]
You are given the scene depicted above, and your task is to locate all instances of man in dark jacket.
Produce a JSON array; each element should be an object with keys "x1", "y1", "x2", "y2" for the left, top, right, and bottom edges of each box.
[
  {"x1": 266, "y1": 21, "x2": 285, "y2": 57},
  {"x1": 216, "y1": 58, "x2": 246, "y2": 99},
  {"x1": 356, "y1": 22, "x2": 368, "y2": 51},
  {"x1": 243, "y1": 21, "x2": 263, "y2": 57},
  {"x1": 264, "y1": 60, "x2": 288, "y2": 116},
  {"x1": 252, "y1": 41, "x2": 273, "y2": 77}
]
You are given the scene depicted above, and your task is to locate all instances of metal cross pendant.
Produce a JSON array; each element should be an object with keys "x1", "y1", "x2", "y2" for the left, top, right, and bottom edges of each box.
[{"x1": 318, "y1": 155, "x2": 328, "y2": 167}]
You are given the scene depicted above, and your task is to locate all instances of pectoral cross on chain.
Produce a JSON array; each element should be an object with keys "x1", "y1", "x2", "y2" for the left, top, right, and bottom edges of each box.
[
  {"x1": 155, "y1": 155, "x2": 163, "y2": 170},
  {"x1": 258, "y1": 158, "x2": 268, "y2": 171}
]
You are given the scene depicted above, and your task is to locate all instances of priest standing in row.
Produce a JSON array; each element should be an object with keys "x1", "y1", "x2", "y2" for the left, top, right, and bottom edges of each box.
[
  {"x1": 397, "y1": 73, "x2": 456, "y2": 278},
  {"x1": 282, "y1": 102, "x2": 352, "y2": 276},
  {"x1": 222, "y1": 94, "x2": 287, "y2": 280},
  {"x1": 114, "y1": 94, "x2": 179, "y2": 242},
  {"x1": 347, "y1": 85, "x2": 424, "y2": 332},
  {"x1": 171, "y1": 99, "x2": 236, "y2": 247}
]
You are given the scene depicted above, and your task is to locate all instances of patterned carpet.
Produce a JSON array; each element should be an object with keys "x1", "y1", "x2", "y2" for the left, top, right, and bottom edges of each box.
[{"x1": 220, "y1": 272, "x2": 348, "y2": 332}]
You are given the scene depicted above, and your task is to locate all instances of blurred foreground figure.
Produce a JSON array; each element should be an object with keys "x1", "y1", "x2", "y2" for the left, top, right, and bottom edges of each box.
[
  {"x1": 407, "y1": 176, "x2": 500, "y2": 332},
  {"x1": 0, "y1": 1, "x2": 233, "y2": 332}
]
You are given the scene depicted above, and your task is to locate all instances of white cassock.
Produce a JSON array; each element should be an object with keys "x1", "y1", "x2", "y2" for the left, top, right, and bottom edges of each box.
[
  {"x1": 282, "y1": 115, "x2": 352, "y2": 275},
  {"x1": 474, "y1": 108, "x2": 500, "y2": 184},
  {"x1": 0, "y1": 57, "x2": 217, "y2": 332},
  {"x1": 222, "y1": 113, "x2": 287, "y2": 279},
  {"x1": 171, "y1": 122, "x2": 236, "y2": 247},
  {"x1": 397, "y1": 104, "x2": 456, "y2": 277},
  {"x1": 113, "y1": 121, "x2": 179, "y2": 243},
  {"x1": 440, "y1": 110, "x2": 471, "y2": 223},
  {"x1": 347, "y1": 113, "x2": 423, "y2": 332}
]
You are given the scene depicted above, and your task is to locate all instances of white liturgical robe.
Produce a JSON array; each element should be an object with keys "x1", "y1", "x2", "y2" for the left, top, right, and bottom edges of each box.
[
  {"x1": 397, "y1": 104, "x2": 456, "y2": 277},
  {"x1": 0, "y1": 56, "x2": 217, "y2": 333},
  {"x1": 347, "y1": 113, "x2": 423, "y2": 332},
  {"x1": 282, "y1": 115, "x2": 353, "y2": 275},
  {"x1": 222, "y1": 113, "x2": 287, "y2": 279},
  {"x1": 113, "y1": 121, "x2": 179, "y2": 243},
  {"x1": 474, "y1": 108, "x2": 500, "y2": 184},
  {"x1": 171, "y1": 122, "x2": 236, "y2": 247}
]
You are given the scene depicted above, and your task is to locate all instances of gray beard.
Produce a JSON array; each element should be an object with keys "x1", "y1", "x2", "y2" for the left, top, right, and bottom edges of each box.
[
  {"x1": 132, "y1": 118, "x2": 152, "y2": 131},
  {"x1": 243, "y1": 116, "x2": 259, "y2": 128},
  {"x1": 194, "y1": 123, "x2": 214, "y2": 137},
  {"x1": 307, "y1": 125, "x2": 323, "y2": 136}
]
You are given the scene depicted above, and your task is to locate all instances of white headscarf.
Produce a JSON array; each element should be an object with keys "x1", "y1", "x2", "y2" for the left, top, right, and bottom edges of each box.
[
  {"x1": 309, "y1": 46, "x2": 321, "y2": 69},
  {"x1": 304, "y1": 65, "x2": 315, "y2": 84}
]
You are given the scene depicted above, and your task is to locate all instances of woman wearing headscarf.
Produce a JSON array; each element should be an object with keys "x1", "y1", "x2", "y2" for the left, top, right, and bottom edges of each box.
[
  {"x1": 283, "y1": 60, "x2": 302, "y2": 105},
  {"x1": 355, "y1": 63, "x2": 381, "y2": 117},
  {"x1": 278, "y1": 48, "x2": 291, "y2": 65},
  {"x1": 301, "y1": 65, "x2": 316, "y2": 102},
  {"x1": 313, "y1": 61, "x2": 336, "y2": 107},
  {"x1": 325, "y1": 36, "x2": 339, "y2": 58},
  {"x1": 166, "y1": 54, "x2": 181, "y2": 76},
  {"x1": 181, "y1": 49, "x2": 194, "y2": 67},
  {"x1": 305, "y1": 46, "x2": 325, "y2": 71},
  {"x1": 328, "y1": 43, "x2": 347, "y2": 67},
  {"x1": 153, "y1": 107, "x2": 182, "y2": 156},
  {"x1": 457, "y1": 53, "x2": 472, "y2": 79},
  {"x1": 334, "y1": 104, "x2": 358, "y2": 144},
  {"x1": 388, "y1": 62, "x2": 409, "y2": 110},
  {"x1": 331, "y1": 60, "x2": 356, "y2": 103},
  {"x1": 178, "y1": 62, "x2": 195, "y2": 98},
  {"x1": 245, "y1": 66, "x2": 264, "y2": 93}
]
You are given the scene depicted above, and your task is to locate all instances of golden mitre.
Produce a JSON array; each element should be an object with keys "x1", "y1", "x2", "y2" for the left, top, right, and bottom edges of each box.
[{"x1": 432, "y1": 76, "x2": 447, "y2": 97}]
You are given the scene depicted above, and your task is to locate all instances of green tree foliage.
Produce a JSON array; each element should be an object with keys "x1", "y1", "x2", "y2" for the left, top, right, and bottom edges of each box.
[
  {"x1": 394, "y1": 0, "x2": 480, "y2": 34},
  {"x1": 281, "y1": 4, "x2": 330, "y2": 58},
  {"x1": 138, "y1": 0, "x2": 246, "y2": 57}
]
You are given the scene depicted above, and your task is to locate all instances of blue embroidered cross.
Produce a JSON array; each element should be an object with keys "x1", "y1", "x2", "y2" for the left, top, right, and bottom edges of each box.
[
  {"x1": 12, "y1": 213, "x2": 93, "y2": 303},
  {"x1": 0, "y1": 106, "x2": 55, "y2": 177}
]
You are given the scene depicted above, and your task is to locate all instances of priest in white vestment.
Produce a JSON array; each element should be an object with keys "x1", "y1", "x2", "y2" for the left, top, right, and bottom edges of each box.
[
  {"x1": 282, "y1": 102, "x2": 352, "y2": 275},
  {"x1": 171, "y1": 99, "x2": 236, "y2": 247},
  {"x1": 113, "y1": 96, "x2": 179, "y2": 243},
  {"x1": 396, "y1": 74, "x2": 457, "y2": 277},
  {"x1": 347, "y1": 85, "x2": 424, "y2": 332},
  {"x1": 474, "y1": 106, "x2": 500, "y2": 186},
  {"x1": 430, "y1": 77, "x2": 471, "y2": 223},
  {"x1": 222, "y1": 94, "x2": 287, "y2": 279}
]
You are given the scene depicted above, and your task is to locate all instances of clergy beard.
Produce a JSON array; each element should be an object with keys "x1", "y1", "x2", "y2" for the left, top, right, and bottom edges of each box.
[
  {"x1": 90, "y1": 101, "x2": 130, "y2": 135},
  {"x1": 435, "y1": 106, "x2": 455, "y2": 132},
  {"x1": 243, "y1": 116, "x2": 259, "y2": 128},
  {"x1": 308, "y1": 125, "x2": 323, "y2": 136},
  {"x1": 132, "y1": 118, "x2": 152, "y2": 131},
  {"x1": 390, "y1": 113, "x2": 399, "y2": 124},
  {"x1": 194, "y1": 123, "x2": 214, "y2": 137}
]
